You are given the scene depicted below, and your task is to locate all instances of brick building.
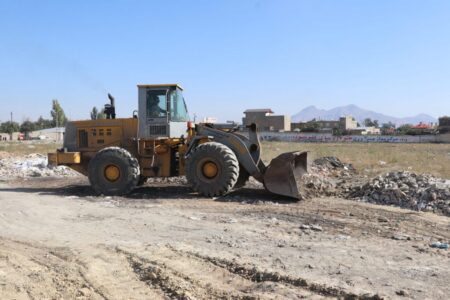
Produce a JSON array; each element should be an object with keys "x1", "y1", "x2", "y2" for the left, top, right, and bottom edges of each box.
[
  {"x1": 438, "y1": 116, "x2": 450, "y2": 133},
  {"x1": 242, "y1": 109, "x2": 291, "y2": 131}
]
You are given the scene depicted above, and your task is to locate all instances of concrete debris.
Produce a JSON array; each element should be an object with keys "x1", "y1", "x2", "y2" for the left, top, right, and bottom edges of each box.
[
  {"x1": 311, "y1": 156, "x2": 355, "y2": 177},
  {"x1": 0, "y1": 153, "x2": 78, "y2": 179},
  {"x1": 310, "y1": 224, "x2": 323, "y2": 232},
  {"x1": 430, "y1": 242, "x2": 449, "y2": 249},
  {"x1": 299, "y1": 224, "x2": 323, "y2": 232},
  {"x1": 299, "y1": 224, "x2": 310, "y2": 230},
  {"x1": 391, "y1": 233, "x2": 411, "y2": 241},
  {"x1": 146, "y1": 176, "x2": 187, "y2": 185},
  {"x1": 349, "y1": 171, "x2": 450, "y2": 216},
  {"x1": 299, "y1": 156, "x2": 355, "y2": 198},
  {"x1": 296, "y1": 157, "x2": 449, "y2": 217}
]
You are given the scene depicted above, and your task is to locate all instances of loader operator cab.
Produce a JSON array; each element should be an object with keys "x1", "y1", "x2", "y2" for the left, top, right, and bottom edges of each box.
[{"x1": 138, "y1": 84, "x2": 189, "y2": 138}]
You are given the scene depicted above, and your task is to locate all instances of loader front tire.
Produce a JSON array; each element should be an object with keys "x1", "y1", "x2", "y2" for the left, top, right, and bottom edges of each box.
[
  {"x1": 88, "y1": 147, "x2": 140, "y2": 196},
  {"x1": 186, "y1": 142, "x2": 239, "y2": 197},
  {"x1": 234, "y1": 167, "x2": 250, "y2": 189}
]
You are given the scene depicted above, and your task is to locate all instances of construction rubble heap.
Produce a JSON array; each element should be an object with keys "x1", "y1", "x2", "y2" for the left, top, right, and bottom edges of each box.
[
  {"x1": 349, "y1": 171, "x2": 450, "y2": 216},
  {"x1": 0, "y1": 153, "x2": 77, "y2": 179}
]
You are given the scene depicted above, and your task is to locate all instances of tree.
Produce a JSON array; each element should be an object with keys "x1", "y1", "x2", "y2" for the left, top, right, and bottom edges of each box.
[
  {"x1": 97, "y1": 109, "x2": 106, "y2": 120},
  {"x1": 397, "y1": 124, "x2": 414, "y2": 135},
  {"x1": 50, "y1": 99, "x2": 67, "y2": 127},
  {"x1": 90, "y1": 107, "x2": 99, "y2": 120},
  {"x1": 34, "y1": 116, "x2": 53, "y2": 130},
  {"x1": 364, "y1": 118, "x2": 373, "y2": 127},
  {"x1": 364, "y1": 118, "x2": 379, "y2": 127},
  {"x1": 0, "y1": 121, "x2": 20, "y2": 135},
  {"x1": 90, "y1": 106, "x2": 106, "y2": 120},
  {"x1": 20, "y1": 120, "x2": 36, "y2": 134},
  {"x1": 91, "y1": 106, "x2": 106, "y2": 120},
  {"x1": 381, "y1": 122, "x2": 396, "y2": 129}
]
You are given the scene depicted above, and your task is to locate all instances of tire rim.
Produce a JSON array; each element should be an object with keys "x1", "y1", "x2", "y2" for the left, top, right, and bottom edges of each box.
[
  {"x1": 202, "y1": 161, "x2": 218, "y2": 178},
  {"x1": 104, "y1": 164, "x2": 121, "y2": 182}
]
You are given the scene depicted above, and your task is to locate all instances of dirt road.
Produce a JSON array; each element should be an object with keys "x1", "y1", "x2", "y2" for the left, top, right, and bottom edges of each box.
[{"x1": 0, "y1": 177, "x2": 449, "y2": 299}]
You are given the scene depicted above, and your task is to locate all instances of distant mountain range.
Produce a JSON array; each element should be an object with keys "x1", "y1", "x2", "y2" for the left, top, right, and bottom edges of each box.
[{"x1": 291, "y1": 104, "x2": 437, "y2": 126}]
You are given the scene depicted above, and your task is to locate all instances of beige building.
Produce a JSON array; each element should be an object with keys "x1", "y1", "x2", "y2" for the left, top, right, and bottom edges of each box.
[
  {"x1": 339, "y1": 116, "x2": 358, "y2": 130},
  {"x1": 29, "y1": 127, "x2": 65, "y2": 141},
  {"x1": 348, "y1": 126, "x2": 381, "y2": 135},
  {"x1": 242, "y1": 109, "x2": 291, "y2": 131}
]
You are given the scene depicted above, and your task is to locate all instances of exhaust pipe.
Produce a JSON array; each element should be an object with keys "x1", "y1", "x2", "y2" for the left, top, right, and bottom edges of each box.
[{"x1": 105, "y1": 93, "x2": 116, "y2": 119}]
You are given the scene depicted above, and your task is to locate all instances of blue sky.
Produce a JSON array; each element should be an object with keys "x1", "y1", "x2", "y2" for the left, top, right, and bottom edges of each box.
[{"x1": 0, "y1": 0, "x2": 449, "y2": 123}]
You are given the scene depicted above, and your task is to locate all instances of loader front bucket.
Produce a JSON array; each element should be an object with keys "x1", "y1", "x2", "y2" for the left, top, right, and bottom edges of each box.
[{"x1": 263, "y1": 151, "x2": 308, "y2": 199}]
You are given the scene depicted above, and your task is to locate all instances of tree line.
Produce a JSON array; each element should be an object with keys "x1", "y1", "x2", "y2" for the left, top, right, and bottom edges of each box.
[
  {"x1": 1, "y1": 100, "x2": 107, "y2": 136},
  {"x1": 0, "y1": 100, "x2": 67, "y2": 135}
]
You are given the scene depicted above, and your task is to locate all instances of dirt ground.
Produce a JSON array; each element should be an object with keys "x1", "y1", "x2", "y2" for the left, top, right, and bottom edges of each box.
[{"x1": 0, "y1": 176, "x2": 449, "y2": 299}]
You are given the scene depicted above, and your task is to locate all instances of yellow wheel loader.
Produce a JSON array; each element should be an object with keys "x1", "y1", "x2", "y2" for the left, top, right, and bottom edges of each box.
[{"x1": 48, "y1": 84, "x2": 307, "y2": 198}]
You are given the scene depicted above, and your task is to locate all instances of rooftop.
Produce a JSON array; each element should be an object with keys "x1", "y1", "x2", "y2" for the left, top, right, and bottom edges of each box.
[
  {"x1": 137, "y1": 84, "x2": 183, "y2": 90},
  {"x1": 244, "y1": 109, "x2": 274, "y2": 113},
  {"x1": 412, "y1": 123, "x2": 433, "y2": 129}
]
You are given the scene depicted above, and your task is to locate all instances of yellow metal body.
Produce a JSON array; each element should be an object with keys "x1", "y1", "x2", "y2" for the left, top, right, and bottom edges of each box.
[
  {"x1": 48, "y1": 152, "x2": 81, "y2": 165},
  {"x1": 50, "y1": 117, "x2": 189, "y2": 179}
]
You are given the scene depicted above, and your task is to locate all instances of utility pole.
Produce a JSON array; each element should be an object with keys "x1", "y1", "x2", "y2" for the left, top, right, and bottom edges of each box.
[{"x1": 56, "y1": 110, "x2": 59, "y2": 142}]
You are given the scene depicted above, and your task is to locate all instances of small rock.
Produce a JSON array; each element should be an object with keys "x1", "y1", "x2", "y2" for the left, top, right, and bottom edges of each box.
[
  {"x1": 377, "y1": 216, "x2": 389, "y2": 223},
  {"x1": 299, "y1": 224, "x2": 310, "y2": 230},
  {"x1": 395, "y1": 290, "x2": 409, "y2": 297},
  {"x1": 392, "y1": 233, "x2": 410, "y2": 241},
  {"x1": 310, "y1": 225, "x2": 323, "y2": 232}
]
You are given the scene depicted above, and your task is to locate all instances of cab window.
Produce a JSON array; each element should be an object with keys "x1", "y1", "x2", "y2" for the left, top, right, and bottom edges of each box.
[
  {"x1": 169, "y1": 90, "x2": 189, "y2": 122},
  {"x1": 146, "y1": 89, "x2": 167, "y2": 118}
]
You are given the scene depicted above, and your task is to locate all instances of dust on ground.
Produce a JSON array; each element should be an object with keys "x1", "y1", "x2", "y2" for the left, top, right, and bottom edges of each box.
[{"x1": 0, "y1": 153, "x2": 449, "y2": 299}]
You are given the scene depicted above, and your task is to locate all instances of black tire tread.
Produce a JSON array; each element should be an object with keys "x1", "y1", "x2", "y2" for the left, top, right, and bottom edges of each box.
[
  {"x1": 186, "y1": 142, "x2": 239, "y2": 197},
  {"x1": 234, "y1": 167, "x2": 250, "y2": 189},
  {"x1": 88, "y1": 147, "x2": 140, "y2": 195}
]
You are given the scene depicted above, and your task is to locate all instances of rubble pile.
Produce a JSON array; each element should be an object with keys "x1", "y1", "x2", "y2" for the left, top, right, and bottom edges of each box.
[
  {"x1": 0, "y1": 153, "x2": 78, "y2": 179},
  {"x1": 348, "y1": 171, "x2": 450, "y2": 216},
  {"x1": 146, "y1": 176, "x2": 187, "y2": 185},
  {"x1": 311, "y1": 156, "x2": 355, "y2": 177},
  {"x1": 299, "y1": 157, "x2": 355, "y2": 198}
]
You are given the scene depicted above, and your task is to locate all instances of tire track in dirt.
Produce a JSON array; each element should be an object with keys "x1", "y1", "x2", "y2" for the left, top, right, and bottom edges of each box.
[
  {"x1": 117, "y1": 245, "x2": 351, "y2": 299},
  {"x1": 0, "y1": 238, "x2": 106, "y2": 299},
  {"x1": 169, "y1": 246, "x2": 384, "y2": 300},
  {"x1": 116, "y1": 247, "x2": 244, "y2": 299}
]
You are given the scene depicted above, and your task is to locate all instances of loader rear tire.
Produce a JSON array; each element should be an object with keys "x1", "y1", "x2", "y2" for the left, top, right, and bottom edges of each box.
[
  {"x1": 186, "y1": 142, "x2": 239, "y2": 197},
  {"x1": 88, "y1": 147, "x2": 140, "y2": 196}
]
